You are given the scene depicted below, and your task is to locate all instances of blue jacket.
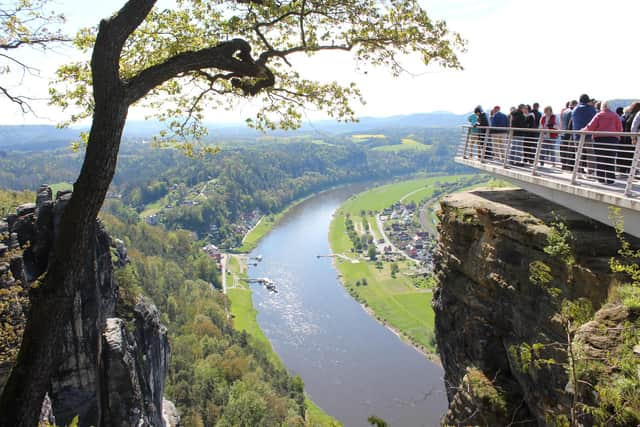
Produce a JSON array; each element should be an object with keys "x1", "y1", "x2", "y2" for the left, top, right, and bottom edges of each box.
[
  {"x1": 571, "y1": 103, "x2": 596, "y2": 131},
  {"x1": 491, "y1": 111, "x2": 509, "y2": 131}
]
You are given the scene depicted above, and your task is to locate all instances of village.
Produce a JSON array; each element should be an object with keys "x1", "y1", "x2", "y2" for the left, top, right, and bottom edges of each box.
[{"x1": 377, "y1": 200, "x2": 437, "y2": 273}]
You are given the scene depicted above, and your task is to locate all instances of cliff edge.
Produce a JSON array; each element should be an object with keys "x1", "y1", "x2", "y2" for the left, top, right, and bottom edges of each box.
[
  {"x1": 433, "y1": 188, "x2": 639, "y2": 426},
  {"x1": 0, "y1": 185, "x2": 177, "y2": 426}
]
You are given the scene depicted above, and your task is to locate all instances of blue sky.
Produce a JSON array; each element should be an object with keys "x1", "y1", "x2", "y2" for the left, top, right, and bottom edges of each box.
[{"x1": 2, "y1": 0, "x2": 638, "y2": 125}]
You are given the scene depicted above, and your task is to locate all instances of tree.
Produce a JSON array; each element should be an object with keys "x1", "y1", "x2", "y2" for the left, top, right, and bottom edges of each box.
[
  {"x1": 390, "y1": 261, "x2": 399, "y2": 278},
  {"x1": 1, "y1": 0, "x2": 67, "y2": 113},
  {"x1": 0, "y1": 0, "x2": 463, "y2": 424},
  {"x1": 367, "y1": 244, "x2": 377, "y2": 261}
]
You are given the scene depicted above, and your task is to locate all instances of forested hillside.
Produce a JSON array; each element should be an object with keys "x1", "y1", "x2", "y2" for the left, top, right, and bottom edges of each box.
[
  {"x1": 106, "y1": 209, "x2": 312, "y2": 426},
  {"x1": 1, "y1": 127, "x2": 467, "y2": 247}
]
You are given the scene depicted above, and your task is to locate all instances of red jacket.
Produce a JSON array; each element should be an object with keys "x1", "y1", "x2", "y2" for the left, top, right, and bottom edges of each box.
[
  {"x1": 584, "y1": 109, "x2": 622, "y2": 138},
  {"x1": 540, "y1": 114, "x2": 558, "y2": 139}
]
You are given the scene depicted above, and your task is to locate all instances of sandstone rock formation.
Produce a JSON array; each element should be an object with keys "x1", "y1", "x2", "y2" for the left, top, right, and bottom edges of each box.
[
  {"x1": 433, "y1": 188, "x2": 638, "y2": 425},
  {"x1": 0, "y1": 185, "x2": 177, "y2": 426}
]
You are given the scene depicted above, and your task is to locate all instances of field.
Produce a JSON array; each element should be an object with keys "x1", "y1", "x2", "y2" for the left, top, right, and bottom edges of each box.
[
  {"x1": 328, "y1": 174, "x2": 478, "y2": 354},
  {"x1": 372, "y1": 137, "x2": 432, "y2": 152}
]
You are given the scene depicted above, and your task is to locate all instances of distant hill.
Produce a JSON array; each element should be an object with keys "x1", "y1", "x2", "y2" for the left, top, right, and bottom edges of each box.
[
  {"x1": 0, "y1": 125, "x2": 81, "y2": 151},
  {"x1": 0, "y1": 111, "x2": 467, "y2": 151}
]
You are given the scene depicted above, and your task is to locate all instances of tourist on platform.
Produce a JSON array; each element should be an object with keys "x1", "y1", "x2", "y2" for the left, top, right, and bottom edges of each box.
[
  {"x1": 616, "y1": 107, "x2": 624, "y2": 118},
  {"x1": 572, "y1": 94, "x2": 597, "y2": 176},
  {"x1": 583, "y1": 100, "x2": 622, "y2": 184},
  {"x1": 631, "y1": 105, "x2": 640, "y2": 137},
  {"x1": 619, "y1": 102, "x2": 640, "y2": 176},
  {"x1": 531, "y1": 102, "x2": 542, "y2": 127},
  {"x1": 490, "y1": 106, "x2": 509, "y2": 161},
  {"x1": 509, "y1": 104, "x2": 527, "y2": 166},
  {"x1": 474, "y1": 105, "x2": 491, "y2": 159},
  {"x1": 467, "y1": 109, "x2": 479, "y2": 157},
  {"x1": 539, "y1": 106, "x2": 558, "y2": 166},
  {"x1": 522, "y1": 105, "x2": 537, "y2": 164},
  {"x1": 630, "y1": 105, "x2": 640, "y2": 175},
  {"x1": 560, "y1": 100, "x2": 577, "y2": 170}
]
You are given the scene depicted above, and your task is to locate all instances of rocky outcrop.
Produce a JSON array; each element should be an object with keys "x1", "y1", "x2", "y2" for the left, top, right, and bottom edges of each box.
[
  {"x1": 0, "y1": 185, "x2": 175, "y2": 426},
  {"x1": 433, "y1": 188, "x2": 638, "y2": 426}
]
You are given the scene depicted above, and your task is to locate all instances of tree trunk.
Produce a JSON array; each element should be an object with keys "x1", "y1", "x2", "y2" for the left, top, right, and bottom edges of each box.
[{"x1": 0, "y1": 91, "x2": 129, "y2": 427}]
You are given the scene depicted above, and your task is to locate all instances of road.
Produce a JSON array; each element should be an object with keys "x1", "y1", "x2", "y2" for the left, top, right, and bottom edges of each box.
[{"x1": 418, "y1": 196, "x2": 440, "y2": 237}]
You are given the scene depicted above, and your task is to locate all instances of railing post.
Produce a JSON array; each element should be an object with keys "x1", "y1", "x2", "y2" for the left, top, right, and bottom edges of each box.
[
  {"x1": 480, "y1": 128, "x2": 489, "y2": 163},
  {"x1": 624, "y1": 138, "x2": 640, "y2": 197},
  {"x1": 532, "y1": 132, "x2": 545, "y2": 176},
  {"x1": 571, "y1": 133, "x2": 587, "y2": 185},
  {"x1": 462, "y1": 127, "x2": 472, "y2": 159},
  {"x1": 503, "y1": 129, "x2": 514, "y2": 169}
]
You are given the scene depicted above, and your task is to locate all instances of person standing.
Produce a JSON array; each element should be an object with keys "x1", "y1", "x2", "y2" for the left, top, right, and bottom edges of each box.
[
  {"x1": 572, "y1": 94, "x2": 597, "y2": 175},
  {"x1": 620, "y1": 102, "x2": 640, "y2": 176},
  {"x1": 474, "y1": 105, "x2": 491, "y2": 159},
  {"x1": 539, "y1": 106, "x2": 559, "y2": 166},
  {"x1": 531, "y1": 102, "x2": 542, "y2": 127},
  {"x1": 560, "y1": 100, "x2": 578, "y2": 170},
  {"x1": 509, "y1": 104, "x2": 527, "y2": 166},
  {"x1": 522, "y1": 105, "x2": 537, "y2": 164},
  {"x1": 467, "y1": 109, "x2": 479, "y2": 158},
  {"x1": 583, "y1": 100, "x2": 622, "y2": 184},
  {"x1": 490, "y1": 106, "x2": 509, "y2": 161}
]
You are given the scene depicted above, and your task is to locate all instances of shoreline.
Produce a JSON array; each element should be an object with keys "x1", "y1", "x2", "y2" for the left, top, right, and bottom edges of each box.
[
  {"x1": 234, "y1": 172, "x2": 447, "y2": 254},
  {"x1": 330, "y1": 252, "x2": 442, "y2": 367}
]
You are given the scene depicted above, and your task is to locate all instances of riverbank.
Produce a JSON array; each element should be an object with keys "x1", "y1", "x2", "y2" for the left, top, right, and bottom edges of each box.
[
  {"x1": 225, "y1": 253, "x2": 340, "y2": 426},
  {"x1": 328, "y1": 174, "x2": 481, "y2": 357},
  {"x1": 233, "y1": 174, "x2": 452, "y2": 253},
  {"x1": 235, "y1": 185, "x2": 356, "y2": 253}
]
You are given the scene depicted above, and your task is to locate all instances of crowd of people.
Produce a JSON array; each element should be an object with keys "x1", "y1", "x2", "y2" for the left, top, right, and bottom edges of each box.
[{"x1": 467, "y1": 95, "x2": 640, "y2": 185}]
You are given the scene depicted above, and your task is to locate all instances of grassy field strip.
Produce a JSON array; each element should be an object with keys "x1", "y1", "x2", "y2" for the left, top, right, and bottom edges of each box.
[{"x1": 329, "y1": 175, "x2": 476, "y2": 355}]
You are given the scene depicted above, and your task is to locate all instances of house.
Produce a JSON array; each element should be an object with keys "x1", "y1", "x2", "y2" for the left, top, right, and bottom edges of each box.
[
  {"x1": 145, "y1": 214, "x2": 159, "y2": 225},
  {"x1": 202, "y1": 244, "x2": 220, "y2": 258}
]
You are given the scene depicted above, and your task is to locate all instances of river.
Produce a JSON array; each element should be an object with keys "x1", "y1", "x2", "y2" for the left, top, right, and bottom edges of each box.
[{"x1": 248, "y1": 186, "x2": 447, "y2": 427}]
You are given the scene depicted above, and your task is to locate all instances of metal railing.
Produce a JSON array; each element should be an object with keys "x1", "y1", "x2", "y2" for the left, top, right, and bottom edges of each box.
[{"x1": 458, "y1": 125, "x2": 640, "y2": 198}]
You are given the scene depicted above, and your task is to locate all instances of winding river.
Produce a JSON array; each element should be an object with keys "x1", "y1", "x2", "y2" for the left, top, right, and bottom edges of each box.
[{"x1": 248, "y1": 186, "x2": 447, "y2": 426}]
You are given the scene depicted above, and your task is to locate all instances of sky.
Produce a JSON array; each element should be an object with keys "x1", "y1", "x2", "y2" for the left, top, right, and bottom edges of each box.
[{"x1": 2, "y1": 0, "x2": 639, "y2": 125}]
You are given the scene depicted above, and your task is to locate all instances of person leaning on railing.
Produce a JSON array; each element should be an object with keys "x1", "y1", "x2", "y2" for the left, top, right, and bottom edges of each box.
[
  {"x1": 472, "y1": 106, "x2": 490, "y2": 159},
  {"x1": 620, "y1": 102, "x2": 640, "y2": 176},
  {"x1": 490, "y1": 106, "x2": 509, "y2": 161},
  {"x1": 582, "y1": 100, "x2": 622, "y2": 184}
]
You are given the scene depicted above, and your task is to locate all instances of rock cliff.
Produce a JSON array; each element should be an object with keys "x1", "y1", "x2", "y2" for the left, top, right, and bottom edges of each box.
[
  {"x1": 433, "y1": 188, "x2": 638, "y2": 426},
  {"x1": 0, "y1": 185, "x2": 176, "y2": 426}
]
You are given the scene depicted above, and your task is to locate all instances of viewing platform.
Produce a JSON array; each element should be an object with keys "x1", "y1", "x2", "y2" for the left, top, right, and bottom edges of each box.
[{"x1": 455, "y1": 125, "x2": 640, "y2": 238}]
